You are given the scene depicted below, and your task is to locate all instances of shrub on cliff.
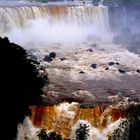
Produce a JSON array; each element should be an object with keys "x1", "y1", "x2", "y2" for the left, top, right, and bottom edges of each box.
[
  {"x1": 0, "y1": 37, "x2": 47, "y2": 140},
  {"x1": 37, "y1": 129, "x2": 62, "y2": 140}
]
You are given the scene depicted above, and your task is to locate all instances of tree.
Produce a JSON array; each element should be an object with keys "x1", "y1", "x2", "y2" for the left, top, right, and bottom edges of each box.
[
  {"x1": 75, "y1": 122, "x2": 90, "y2": 140},
  {"x1": 0, "y1": 37, "x2": 47, "y2": 140},
  {"x1": 37, "y1": 129, "x2": 48, "y2": 140}
]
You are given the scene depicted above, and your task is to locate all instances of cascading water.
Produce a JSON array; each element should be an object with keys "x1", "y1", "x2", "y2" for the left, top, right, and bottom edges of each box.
[
  {"x1": 0, "y1": 2, "x2": 140, "y2": 140},
  {"x1": 0, "y1": 5, "x2": 109, "y2": 32}
]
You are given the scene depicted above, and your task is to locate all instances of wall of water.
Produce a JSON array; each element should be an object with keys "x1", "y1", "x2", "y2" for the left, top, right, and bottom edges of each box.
[{"x1": 0, "y1": 5, "x2": 110, "y2": 38}]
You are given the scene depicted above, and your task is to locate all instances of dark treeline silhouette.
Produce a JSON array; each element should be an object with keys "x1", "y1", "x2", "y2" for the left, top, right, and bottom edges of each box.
[{"x1": 0, "y1": 37, "x2": 47, "y2": 140}]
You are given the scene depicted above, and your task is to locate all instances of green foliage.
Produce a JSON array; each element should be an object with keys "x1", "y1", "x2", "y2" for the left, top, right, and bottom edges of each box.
[
  {"x1": 75, "y1": 123, "x2": 90, "y2": 140},
  {"x1": 37, "y1": 129, "x2": 62, "y2": 140}
]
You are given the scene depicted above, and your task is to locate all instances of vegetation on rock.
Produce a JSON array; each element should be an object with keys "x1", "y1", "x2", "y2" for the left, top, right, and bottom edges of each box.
[
  {"x1": 0, "y1": 37, "x2": 47, "y2": 140},
  {"x1": 37, "y1": 128, "x2": 62, "y2": 140}
]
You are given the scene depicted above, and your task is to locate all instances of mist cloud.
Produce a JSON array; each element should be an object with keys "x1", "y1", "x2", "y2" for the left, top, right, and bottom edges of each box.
[{"x1": 7, "y1": 16, "x2": 111, "y2": 48}]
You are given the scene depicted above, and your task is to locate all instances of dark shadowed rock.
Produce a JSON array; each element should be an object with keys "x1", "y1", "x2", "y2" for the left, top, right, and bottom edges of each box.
[
  {"x1": 86, "y1": 48, "x2": 93, "y2": 52},
  {"x1": 136, "y1": 69, "x2": 140, "y2": 73},
  {"x1": 60, "y1": 57, "x2": 66, "y2": 61},
  {"x1": 118, "y1": 69, "x2": 125, "y2": 73},
  {"x1": 116, "y1": 62, "x2": 120, "y2": 65},
  {"x1": 79, "y1": 71, "x2": 85, "y2": 74},
  {"x1": 105, "y1": 67, "x2": 109, "y2": 70},
  {"x1": 43, "y1": 55, "x2": 53, "y2": 62},
  {"x1": 91, "y1": 63, "x2": 97, "y2": 69},
  {"x1": 108, "y1": 62, "x2": 115, "y2": 66},
  {"x1": 49, "y1": 52, "x2": 56, "y2": 58}
]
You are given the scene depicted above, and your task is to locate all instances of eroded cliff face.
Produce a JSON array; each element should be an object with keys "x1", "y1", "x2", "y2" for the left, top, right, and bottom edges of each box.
[{"x1": 29, "y1": 101, "x2": 127, "y2": 139}]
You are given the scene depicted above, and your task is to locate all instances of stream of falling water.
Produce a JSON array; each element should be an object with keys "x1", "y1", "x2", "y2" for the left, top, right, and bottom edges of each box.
[{"x1": 0, "y1": 5, "x2": 109, "y2": 34}]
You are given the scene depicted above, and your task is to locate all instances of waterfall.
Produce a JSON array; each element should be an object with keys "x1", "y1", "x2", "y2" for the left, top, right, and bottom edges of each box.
[
  {"x1": 1, "y1": 4, "x2": 140, "y2": 140},
  {"x1": 20, "y1": 103, "x2": 122, "y2": 139},
  {"x1": 0, "y1": 5, "x2": 110, "y2": 37},
  {"x1": 17, "y1": 102, "x2": 140, "y2": 140}
]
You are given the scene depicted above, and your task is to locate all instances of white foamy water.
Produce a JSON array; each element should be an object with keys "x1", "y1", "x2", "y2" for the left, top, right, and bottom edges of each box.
[{"x1": 17, "y1": 117, "x2": 39, "y2": 140}]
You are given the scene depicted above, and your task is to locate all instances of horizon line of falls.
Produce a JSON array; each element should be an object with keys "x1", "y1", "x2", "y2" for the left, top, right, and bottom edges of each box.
[{"x1": 1, "y1": 5, "x2": 140, "y2": 140}]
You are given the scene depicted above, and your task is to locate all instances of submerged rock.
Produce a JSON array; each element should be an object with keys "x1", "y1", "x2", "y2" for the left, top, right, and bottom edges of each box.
[
  {"x1": 108, "y1": 62, "x2": 115, "y2": 66},
  {"x1": 43, "y1": 52, "x2": 56, "y2": 62},
  {"x1": 86, "y1": 48, "x2": 93, "y2": 52},
  {"x1": 116, "y1": 62, "x2": 120, "y2": 65},
  {"x1": 49, "y1": 52, "x2": 56, "y2": 58},
  {"x1": 118, "y1": 69, "x2": 125, "y2": 73},
  {"x1": 105, "y1": 67, "x2": 109, "y2": 70},
  {"x1": 60, "y1": 57, "x2": 66, "y2": 61},
  {"x1": 136, "y1": 69, "x2": 140, "y2": 73},
  {"x1": 91, "y1": 63, "x2": 97, "y2": 69},
  {"x1": 79, "y1": 71, "x2": 85, "y2": 74},
  {"x1": 43, "y1": 55, "x2": 53, "y2": 62}
]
